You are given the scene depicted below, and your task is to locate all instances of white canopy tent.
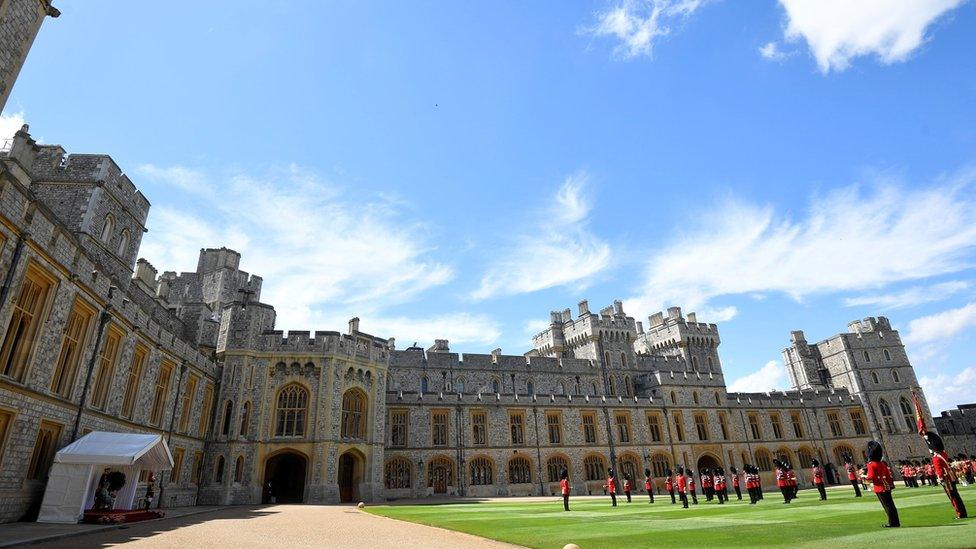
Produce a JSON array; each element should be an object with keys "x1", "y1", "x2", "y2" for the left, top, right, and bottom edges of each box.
[{"x1": 37, "y1": 431, "x2": 174, "y2": 524}]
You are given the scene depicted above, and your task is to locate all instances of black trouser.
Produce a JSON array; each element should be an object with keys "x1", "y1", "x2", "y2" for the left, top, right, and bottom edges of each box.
[
  {"x1": 780, "y1": 487, "x2": 791, "y2": 503},
  {"x1": 851, "y1": 479, "x2": 862, "y2": 497},
  {"x1": 876, "y1": 490, "x2": 900, "y2": 527},
  {"x1": 679, "y1": 491, "x2": 688, "y2": 508},
  {"x1": 717, "y1": 489, "x2": 725, "y2": 504},
  {"x1": 734, "y1": 485, "x2": 742, "y2": 500},
  {"x1": 669, "y1": 489, "x2": 675, "y2": 504},
  {"x1": 610, "y1": 492, "x2": 617, "y2": 507},
  {"x1": 563, "y1": 494, "x2": 569, "y2": 511},
  {"x1": 748, "y1": 487, "x2": 757, "y2": 504},
  {"x1": 757, "y1": 485, "x2": 764, "y2": 499},
  {"x1": 705, "y1": 487, "x2": 713, "y2": 501},
  {"x1": 690, "y1": 491, "x2": 698, "y2": 505},
  {"x1": 648, "y1": 490, "x2": 654, "y2": 503},
  {"x1": 625, "y1": 490, "x2": 631, "y2": 503},
  {"x1": 816, "y1": 483, "x2": 827, "y2": 500},
  {"x1": 944, "y1": 481, "x2": 968, "y2": 519}
]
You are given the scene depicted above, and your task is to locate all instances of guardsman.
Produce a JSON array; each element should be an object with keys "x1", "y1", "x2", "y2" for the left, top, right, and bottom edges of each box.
[
  {"x1": 745, "y1": 465, "x2": 759, "y2": 504},
  {"x1": 623, "y1": 473, "x2": 633, "y2": 503},
  {"x1": 924, "y1": 458, "x2": 936, "y2": 486},
  {"x1": 676, "y1": 466, "x2": 689, "y2": 508},
  {"x1": 774, "y1": 459, "x2": 790, "y2": 504},
  {"x1": 665, "y1": 468, "x2": 676, "y2": 504},
  {"x1": 865, "y1": 440, "x2": 899, "y2": 528},
  {"x1": 701, "y1": 468, "x2": 714, "y2": 501},
  {"x1": 644, "y1": 468, "x2": 655, "y2": 503},
  {"x1": 730, "y1": 466, "x2": 742, "y2": 500},
  {"x1": 714, "y1": 468, "x2": 727, "y2": 504},
  {"x1": 560, "y1": 468, "x2": 570, "y2": 511},
  {"x1": 687, "y1": 469, "x2": 699, "y2": 505},
  {"x1": 811, "y1": 458, "x2": 827, "y2": 500},
  {"x1": 605, "y1": 468, "x2": 618, "y2": 507},
  {"x1": 913, "y1": 460, "x2": 925, "y2": 486},
  {"x1": 845, "y1": 455, "x2": 862, "y2": 497},
  {"x1": 960, "y1": 454, "x2": 975, "y2": 486},
  {"x1": 786, "y1": 464, "x2": 798, "y2": 499},
  {"x1": 924, "y1": 431, "x2": 968, "y2": 519}
]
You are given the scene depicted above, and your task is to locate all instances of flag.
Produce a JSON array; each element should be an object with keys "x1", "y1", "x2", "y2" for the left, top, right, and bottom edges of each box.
[{"x1": 911, "y1": 388, "x2": 926, "y2": 435}]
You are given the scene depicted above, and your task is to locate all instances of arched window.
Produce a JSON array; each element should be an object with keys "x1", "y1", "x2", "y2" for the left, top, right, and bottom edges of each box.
[
  {"x1": 670, "y1": 391, "x2": 677, "y2": 404},
  {"x1": 891, "y1": 369, "x2": 900, "y2": 383},
  {"x1": 221, "y1": 400, "x2": 234, "y2": 436},
  {"x1": 714, "y1": 391, "x2": 721, "y2": 405},
  {"x1": 583, "y1": 455, "x2": 607, "y2": 481},
  {"x1": 797, "y1": 448, "x2": 814, "y2": 469},
  {"x1": 234, "y1": 455, "x2": 244, "y2": 483},
  {"x1": 863, "y1": 350, "x2": 871, "y2": 362},
  {"x1": 608, "y1": 377, "x2": 616, "y2": 396},
  {"x1": 421, "y1": 375, "x2": 429, "y2": 393},
  {"x1": 592, "y1": 381, "x2": 599, "y2": 395},
  {"x1": 117, "y1": 229, "x2": 130, "y2": 256},
  {"x1": 239, "y1": 402, "x2": 250, "y2": 439},
  {"x1": 651, "y1": 454, "x2": 671, "y2": 478},
  {"x1": 833, "y1": 444, "x2": 856, "y2": 465},
  {"x1": 556, "y1": 382, "x2": 566, "y2": 395},
  {"x1": 274, "y1": 384, "x2": 308, "y2": 437},
  {"x1": 492, "y1": 378, "x2": 500, "y2": 393},
  {"x1": 693, "y1": 391, "x2": 700, "y2": 404},
  {"x1": 871, "y1": 371, "x2": 879, "y2": 384},
  {"x1": 214, "y1": 455, "x2": 225, "y2": 484},
  {"x1": 707, "y1": 357, "x2": 714, "y2": 371},
  {"x1": 691, "y1": 356, "x2": 699, "y2": 371},
  {"x1": 470, "y1": 457, "x2": 493, "y2": 485},
  {"x1": 526, "y1": 379, "x2": 534, "y2": 395},
  {"x1": 899, "y1": 397, "x2": 914, "y2": 431},
  {"x1": 100, "y1": 214, "x2": 115, "y2": 242},
  {"x1": 619, "y1": 454, "x2": 639, "y2": 482},
  {"x1": 341, "y1": 389, "x2": 367, "y2": 439},
  {"x1": 385, "y1": 457, "x2": 411, "y2": 489},
  {"x1": 879, "y1": 398, "x2": 896, "y2": 433},
  {"x1": 604, "y1": 351, "x2": 611, "y2": 367},
  {"x1": 546, "y1": 455, "x2": 570, "y2": 482},
  {"x1": 456, "y1": 377, "x2": 465, "y2": 393},
  {"x1": 508, "y1": 456, "x2": 532, "y2": 484},
  {"x1": 755, "y1": 449, "x2": 774, "y2": 472},
  {"x1": 884, "y1": 349, "x2": 891, "y2": 361},
  {"x1": 624, "y1": 376, "x2": 633, "y2": 397},
  {"x1": 620, "y1": 352, "x2": 627, "y2": 368}
]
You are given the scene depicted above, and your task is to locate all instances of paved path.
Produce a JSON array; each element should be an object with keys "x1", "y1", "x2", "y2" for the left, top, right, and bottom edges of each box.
[{"x1": 24, "y1": 505, "x2": 520, "y2": 548}]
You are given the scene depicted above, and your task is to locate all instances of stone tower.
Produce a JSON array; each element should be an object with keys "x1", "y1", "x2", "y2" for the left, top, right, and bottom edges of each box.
[
  {"x1": 0, "y1": 0, "x2": 59, "y2": 112},
  {"x1": 635, "y1": 306, "x2": 724, "y2": 379}
]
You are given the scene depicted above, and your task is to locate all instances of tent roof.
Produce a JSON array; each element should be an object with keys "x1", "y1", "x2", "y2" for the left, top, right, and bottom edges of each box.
[{"x1": 54, "y1": 431, "x2": 174, "y2": 469}]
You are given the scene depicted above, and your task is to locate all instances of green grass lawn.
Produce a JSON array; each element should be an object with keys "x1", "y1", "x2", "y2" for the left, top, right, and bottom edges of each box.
[{"x1": 367, "y1": 484, "x2": 976, "y2": 548}]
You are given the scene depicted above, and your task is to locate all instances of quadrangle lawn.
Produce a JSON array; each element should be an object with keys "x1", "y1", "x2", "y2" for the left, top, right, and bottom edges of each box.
[{"x1": 366, "y1": 484, "x2": 976, "y2": 548}]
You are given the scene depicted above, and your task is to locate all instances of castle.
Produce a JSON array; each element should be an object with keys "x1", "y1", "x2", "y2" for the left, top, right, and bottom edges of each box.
[{"x1": 0, "y1": 0, "x2": 969, "y2": 523}]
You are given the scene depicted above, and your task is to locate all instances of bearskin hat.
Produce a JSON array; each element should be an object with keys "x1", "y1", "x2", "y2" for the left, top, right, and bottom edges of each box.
[
  {"x1": 867, "y1": 440, "x2": 884, "y2": 462},
  {"x1": 608, "y1": 468, "x2": 615, "y2": 477},
  {"x1": 923, "y1": 431, "x2": 945, "y2": 453},
  {"x1": 560, "y1": 468, "x2": 568, "y2": 480},
  {"x1": 811, "y1": 458, "x2": 820, "y2": 467},
  {"x1": 645, "y1": 468, "x2": 651, "y2": 477},
  {"x1": 730, "y1": 466, "x2": 738, "y2": 474}
]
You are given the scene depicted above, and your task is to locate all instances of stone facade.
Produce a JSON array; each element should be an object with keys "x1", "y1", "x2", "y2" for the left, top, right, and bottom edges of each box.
[
  {"x1": 0, "y1": 0, "x2": 58, "y2": 113},
  {"x1": 935, "y1": 404, "x2": 976, "y2": 457}
]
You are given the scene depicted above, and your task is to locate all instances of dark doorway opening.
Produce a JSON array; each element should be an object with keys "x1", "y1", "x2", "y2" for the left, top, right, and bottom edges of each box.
[
  {"x1": 696, "y1": 454, "x2": 722, "y2": 473},
  {"x1": 338, "y1": 451, "x2": 363, "y2": 503},
  {"x1": 263, "y1": 452, "x2": 307, "y2": 503}
]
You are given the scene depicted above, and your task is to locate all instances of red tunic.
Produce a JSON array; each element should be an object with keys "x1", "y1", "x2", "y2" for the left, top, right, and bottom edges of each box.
[
  {"x1": 846, "y1": 464, "x2": 857, "y2": 481},
  {"x1": 776, "y1": 469, "x2": 787, "y2": 488},
  {"x1": 676, "y1": 475, "x2": 686, "y2": 493},
  {"x1": 786, "y1": 470, "x2": 797, "y2": 487},
  {"x1": 624, "y1": 480, "x2": 632, "y2": 493},
  {"x1": 606, "y1": 477, "x2": 617, "y2": 494},
  {"x1": 702, "y1": 476, "x2": 712, "y2": 489},
  {"x1": 560, "y1": 479, "x2": 569, "y2": 495},
  {"x1": 665, "y1": 476, "x2": 674, "y2": 491},
  {"x1": 812, "y1": 466, "x2": 824, "y2": 485},
  {"x1": 732, "y1": 474, "x2": 740, "y2": 488},
  {"x1": 866, "y1": 461, "x2": 893, "y2": 493},
  {"x1": 932, "y1": 453, "x2": 957, "y2": 482},
  {"x1": 644, "y1": 477, "x2": 652, "y2": 491},
  {"x1": 714, "y1": 475, "x2": 725, "y2": 490},
  {"x1": 688, "y1": 478, "x2": 696, "y2": 493}
]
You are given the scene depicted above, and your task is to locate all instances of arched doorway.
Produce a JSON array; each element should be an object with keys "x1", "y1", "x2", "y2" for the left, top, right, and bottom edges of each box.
[
  {"x1": 263, "y1": 451, "x2": 307, "y2": 503},
  {"x1": 696, "y1": 453, "x2": 722, "y2": 473},
  {"x1": 338, "y1": 450, "x2": 365, "y2": 503}
]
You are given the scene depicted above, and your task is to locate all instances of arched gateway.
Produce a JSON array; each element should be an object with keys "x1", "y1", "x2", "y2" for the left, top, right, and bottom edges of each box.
[
  {"x1": 263, "y1": 451, "x2": 308, "y2": 503},
  {"x1": 338, "y1": 450, "x2": 366, "y2": 503},
  {"x1": 696, "y1": 453, "x2": 722, "y2": 473}
]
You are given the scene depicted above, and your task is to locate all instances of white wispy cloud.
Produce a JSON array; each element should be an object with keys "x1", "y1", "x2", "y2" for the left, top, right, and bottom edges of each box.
[
  {"x1": 628, "y1": 172, "x2": 976, "y2": 322},
  {"x1": 776, "y1": 0, "x2": 966, "y2": 73},
  {"x1": 471, "y1": 172, "x2": 612, "y2": 300},
  {"x1": 138, "y1": 165, "x2": 457, "y2": 331},
  {"x1": 727, "y1": 360, "x2": 789, "y2": 393},
  {"x1": 758, "y1": 41, "x2": 789, "y2": 61},
  {"x1": 919, "y1": 366, "x2": 976, "y2": 413},
  {"x1": 584, "y1": 0, "x2": 709, "y2": 59},
  {"x1": 0, "y1": 111, "x2": 26, "y2": 141},
  {"x1": 523, "y1": 319, "x2": 551, "y2": 337},
  {"x1": 138, "y1": 164, "x2": 214, "y2": 195},
  {"x1": 844, "y1": 280, "x2": 971, "y2": 310},
  {"x1": 368, "y1": 313, "x2": 502, "y2": 348},
  {"x1": 904, "y1": 302, "x2": 976, "y2": 346}
]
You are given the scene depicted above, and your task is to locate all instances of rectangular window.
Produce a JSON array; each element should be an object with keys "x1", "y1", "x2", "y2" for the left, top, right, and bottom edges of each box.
[
  {"x1": 90, "y1": 326, "x2": 123, "y2": 410},
  {"x1": 27, "y1": 420, "x2": 62, "y2": 480},
  {"x1": 615, "y1": 412, "x2": 631, "y2": 443},
  {"x1": 192, "y1": 451, "x2": 203, "y2": 484},
  {"x1": 178, "y1": 374, "x2": 199, "y2": 433},
  {"x1": 121, "y1": 344, "x2": 148, "y2": 419},
  {"x1": 748, "y1": 413, "x2": 761, "y2": 440},
  {"x1": 149, "y1": 361, "x2": 174, "y2": 427},
  {"x1": 471, "y1": 410, "x2": 487, "y2": 445},
  {"x1": 509, "y1": 410, "x2": 525, "y2": 445},
  {"x1": 171, "y1": 447, "x2": 185, "y2": 485},
  {"x1": 50, "y1": 298, "x2": 95, "y2": 398},
  {"x1": 0, "y1": 264, "x2": 56, "y2": 382},
  {"x1": 718, "y1": 412, "x2": 730, "y2": 440},
  {"x1": 790, "y1": 412, "x2": 804, "y2": 438},
  {"x1": 694, "y1": 412, "x2": 708, "y2": 441},
  {"x1": 390, "y1": 409, "x2": 408, "y2": 447},
  {"x1": 673, "y1": 412, "x2": 685, "y2": 442},
  {"x1": 432, "y1": 410, "x2": 448, "y2": 446},
  {"x1": 0, "y1": 409, "x2": 12, "y2": 464},
  {"x1": 850, "y1": 409, "x2": 867, "y2": 436},
  {"x1": 827, "y1": 411, "x2": 843, "y2": 437},
  {"x1": 581, "y1": 412, "x2": 597, "y2": 444},
  {"x1": 546, "y1": 411, "x2": 562, "y2": 444},
  {"x1": 647, "y1": 413, "x2": 662, "y2": 442},
  {"x1": 198, "y1": 383, "x2": 214, "y2": 437},
  {"x1": 771, "y1": 413, "x2": 783, "y2": 439}
]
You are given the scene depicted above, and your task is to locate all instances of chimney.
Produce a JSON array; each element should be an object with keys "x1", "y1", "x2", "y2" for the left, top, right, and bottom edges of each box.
[{"x1": 348, "y1": 317, "x2": 360, "y2": 334}]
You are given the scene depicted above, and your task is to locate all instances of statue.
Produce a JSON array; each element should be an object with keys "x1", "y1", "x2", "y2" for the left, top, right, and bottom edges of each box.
[
  {"x1": 94, "y1": 468, "x2": 127, "y2": 510},
  {"x1": 144, "y1": 472, "x2": 156, "y2": 510}
]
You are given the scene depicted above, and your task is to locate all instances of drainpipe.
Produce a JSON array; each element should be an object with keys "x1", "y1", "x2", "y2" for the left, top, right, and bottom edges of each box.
[
  {"x1": 595, "y1": 337, "x2": 618, "y2": 472},
  {"x1": 158, "y1": 360, "x2": 187, "y2": 507},
  {"x1": 532, "y1": 407, "x2": 544, "y2": 496},
  {"x1": 0, "y1": 231, "x2": 28, "y2": 308},
  {"x1": 70, "y1": 287, "x2": 115, "y2": 442},
  {"x1": 196, "y1": 360, "x2": 224, "y2": 505}
]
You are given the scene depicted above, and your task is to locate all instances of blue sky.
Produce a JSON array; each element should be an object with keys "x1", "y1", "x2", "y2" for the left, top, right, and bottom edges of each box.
[{"x1": 4, "y1": 0, "x2": 976, "y2": 411}]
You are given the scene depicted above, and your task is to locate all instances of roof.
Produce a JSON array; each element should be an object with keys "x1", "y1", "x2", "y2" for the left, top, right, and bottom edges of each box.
[{"x1": 53, "y1": 431, "x2": 174, "y2": 469}]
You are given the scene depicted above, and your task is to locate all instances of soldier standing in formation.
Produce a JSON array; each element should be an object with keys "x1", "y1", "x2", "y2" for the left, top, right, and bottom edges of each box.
[
  {"x1": 845, "y1": 455, "x2": 862, "y2": 497},
  {"x1": 605, "y1": 468, "x2": 618, "y2": 507},
  {"x1": 811, "y1": 458, "x2": 827, "y2": 500},
  {"x1": 560, "y1": 469, "x2": 570, "y2": 511},
  {"x1": 865, "y1": 440, "x2": 900, "y2": 528},
  {"x1": 676, "y1": 466, "x2": 689, "y2": 508},
  {"x1": 623, "y1": 473, "x2": 633, "y2": 503},
  {"x1": 687, "y1": 469, "x2": 699, "y2": 505},
  {"x1": 644, "y1": 468, "x2": 655, "y2": 503},
  {"x1": 730, "y1": 466, "x2": 742, "y2": 500},
  {"x1": 774, "y1": 459, "x2": 791, "y2": 504},
  {"x1": 786, "y1": 464, "x2": 798, "y2": 500},
  {"x1": 714, "y1": 468, "x2": 727, "y2": 504},
  {"x1": 745, "y1": 465, "x2": 760, "y2": 505},
  {"x1": 701, "y1": 468, "x2": 714, "y2": 502},
  {"x1": 924, "y1": 431, "x2": 969, "y2": 519},
  {"x1": 665, "y1": 469, "x2": 676, "y2": 504}
]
